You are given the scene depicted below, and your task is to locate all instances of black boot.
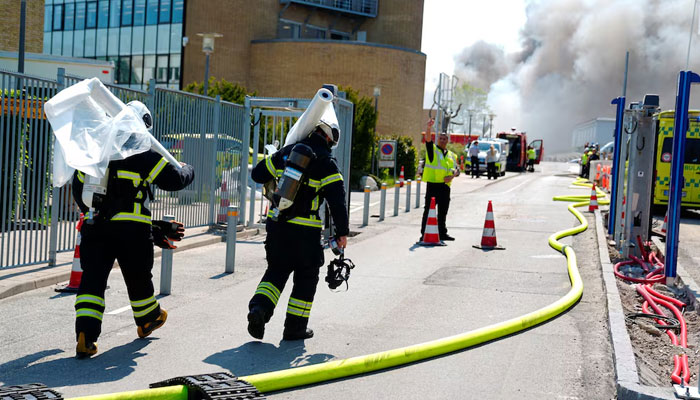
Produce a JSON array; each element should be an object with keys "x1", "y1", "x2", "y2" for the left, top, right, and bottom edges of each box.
[
  {"x1": 247, "y1": 307, "x2": 266, "y2": 340},
  {"x1": 283, "y1": 318, "x2": 314, "y2": 340}
]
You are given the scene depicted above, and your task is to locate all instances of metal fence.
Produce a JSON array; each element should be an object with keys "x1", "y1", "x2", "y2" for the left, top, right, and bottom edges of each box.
[{"x1": 0, "y1": 68, "x2": 246, "y2": 269}]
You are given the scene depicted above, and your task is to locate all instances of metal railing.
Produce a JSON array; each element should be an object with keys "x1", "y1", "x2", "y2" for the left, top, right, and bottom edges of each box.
[{"x1": 281, "y1": 0, "x2": 378, "y2": 17}]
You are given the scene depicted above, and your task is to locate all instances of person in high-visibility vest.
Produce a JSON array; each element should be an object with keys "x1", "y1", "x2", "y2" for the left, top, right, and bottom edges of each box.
[
  {"x1": 420, "y1": 119, "x2": 459, "y2": 242},
  {"x1": 580, "y1": 147, "x2": 589, "y2": 177},
  {"x1": 527, "y1": 146, "x2": 537, "y2": 172}
]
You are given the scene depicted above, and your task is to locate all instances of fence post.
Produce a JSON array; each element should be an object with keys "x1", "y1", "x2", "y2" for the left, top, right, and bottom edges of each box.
[
  {"x1": 379, "y1": 182, "x2": 386, "y2": 222},
  {"x1": 393, "y1": 182, "x2": 400, "y2": 216},
  {"x1": 415, "y1": 178, "x2": 421, "y2": 209},
  {"x1": 225, "y1": 206, "x2": 238, "y2": 273},
  {"x1": 48, "y1": 68, "x2": 66, "y2": 267},
  {"x1": 247, "y1": 109, "x2": 261, "y2": 227},
  {"x1": 159, "y1": 215, "x2": 175, "y2": 295},
  {"x1": 239, "y1": 97, "x2": 251, "y2": 226},
  {"x1": 208, "y1": 95, "x2": 221, "y2": 227},
  {"x1": 405, "y1": 180, "x2": 412, "y2": 212},
  {"x1": 362, "y1": 186, "x2": 370, "y2": 227}
]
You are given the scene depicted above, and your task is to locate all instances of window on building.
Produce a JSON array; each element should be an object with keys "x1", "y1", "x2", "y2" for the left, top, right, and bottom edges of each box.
[
  {"x1": 122, "y1": 0, "x2": 133, "y2": 26},
  {"x1": 43, "y1": 33, "x2": 52, "y2": 53},
  {"x1": 132, "y1": 26, "x2": 144, "y2": 53},
  {"x1": 51, "y1": 32, "x2": 62, "y2": 54},
  {"x1": 159, "y1": 0, "x2": 171, "y2": 24},
  {"x1": 86, "y1": 2, "x2": 97, "y2": 29},
  {"x1": 143, "y1": 55, "x2": 156, "y2": 83},
  {"x1": 118, "y1": 57, "x2": 131, "y2": 84},
  {"x1": 170, "y1": 23, "x2": 181, "y2": 53},
  {"x1": 120, "y1": 27, "x2": 132, "y2": 55},
  {"x1": 131, "y1": 55, "x2": 144, "y2": 84},
  {"x1": 108, "y1": 28, "x2": 119, "y2": 56},
  {"x1": 146, "y1": 0, "x2": 158, "y2": 24},
  {"x1": 157, "y1": 24, "x2": 170, "y2": 53},
  {"x1": 62, "y1": 31, "x2": 73, "y2": 57},
  {"x1": 330, "y1": 31, "x2": 350, "y2": 40},
  {"x1": 53, "y1": 4, "x2": 64, "y2": 31},
  {"x1": 97, "y1": 1, "x2": 109, "y2": 28},
  {"x1": 64, "y1": 3, "x2": 75, "y2": 30},
  {"x1": 144, "y1": 25, "x2": 157, "y2": 54},
  {"x1": 75, "y1": 2, "x2": 86, "y2": 30},
  {"x1": 44, "y1": 5, "x2": 53, "y2": 32},
  {"x1": 172, "y1": 0, "x2": 184, "y2": 23},
  {"x1": 169, "y1": 54, "x2": 180, "y2": 85},
  {"x1": 84, "y1": 29, "x2": 96, "y2": 57},
  {"x1": 157, "y1": 54, "x2": 168, "y2": 83},
  {"x1": 73, "y1": 30, "x2": 84, "y2": 57},
  {"x1": 109, "y1": 0, "x2": 121, "y2": 27},
  {"x1": 302, "y1": 25, "x2": 325, "y2": 39},
  {"x1": 277, "y1": 20, "x2": 301, "y2": 39},
  {"x1": 96, "y1": 28, "x2": 108, "y2": 56},
  {"x1": 133, "y1": 0, "x2": 146, "y2": 25}
]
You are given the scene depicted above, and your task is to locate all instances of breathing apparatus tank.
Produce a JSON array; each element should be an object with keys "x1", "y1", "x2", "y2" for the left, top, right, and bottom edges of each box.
[
  {"x1": 81, "y1": 170, "x2": 110, "y2": 221},
  {"x1": 269, "y1": 143, "x2": 316, "y2": 221}
]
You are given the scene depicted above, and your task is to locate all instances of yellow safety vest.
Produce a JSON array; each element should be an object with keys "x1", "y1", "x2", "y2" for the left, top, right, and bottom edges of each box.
[
  {"x1": 423, "y1": 147, "x2": 456, "y2": 186},
  {"x1": 581, "y1": 152, "x2": 589, "y2": 165},
  {"x1": 528, "y1": 148, "x2": 536, "y2": 160}
]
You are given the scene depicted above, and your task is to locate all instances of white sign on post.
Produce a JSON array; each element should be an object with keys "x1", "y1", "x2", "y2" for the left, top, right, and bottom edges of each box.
[{"x1": 378, "y1": 140, "x2": 397, "y2": 168}]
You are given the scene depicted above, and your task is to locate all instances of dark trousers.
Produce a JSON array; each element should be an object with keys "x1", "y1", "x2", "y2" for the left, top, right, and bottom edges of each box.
[
  {"x1": 421, "y1": 182, "x2": 451, "y2": 237},
  {"x1": 527, "y1": 159, "x2": 535, "y2": 172},
  {"x1": 76, "y1": 222, "x2": 160, "y2": 342},
  {"x1": 487, "y1": 162, "x2": 497, "y2": 179},
  {"x1": 470, "y1": 156, "x2": 479, "y2": 177},
  {"x1": 249, "y1": 222, "x2": 324, "y2": 331}
]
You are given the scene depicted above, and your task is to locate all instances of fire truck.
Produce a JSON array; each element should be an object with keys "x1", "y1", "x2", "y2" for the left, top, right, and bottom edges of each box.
[{"x1": 496, "y1": 129, "x2": 544, "y2": 171}]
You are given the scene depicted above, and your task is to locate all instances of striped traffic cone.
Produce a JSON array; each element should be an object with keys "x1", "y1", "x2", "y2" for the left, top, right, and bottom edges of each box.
[
  {"x1": 589, "y1": 184, "x2": 598, "y2": 212},
  {"x1": 418, "y1": 197, "x2": 445, "y2": 246},
  {"x1": 55, "y1": 215, "x2": 84, "y2": 293},
  {"x1": 473, "y1": 201, "x2": 505, "y2": 250},
  {"x1": 217, "y1": 180, "x2": 230, "y2": 224},
  {"x1": 399, "y1": 166, "x2": 405, "y2": 188},
  {"x1": 661, "y1": 211, "x2": 668, "y2": 236}
]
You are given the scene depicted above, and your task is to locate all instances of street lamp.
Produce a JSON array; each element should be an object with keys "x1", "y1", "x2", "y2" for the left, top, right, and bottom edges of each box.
[
  {"x1": 371, "y1": 86, "x2": 380, "y2": 175},
  {"x1": 467, "y1": 109, "x2": 475, "y2": 136},
  {"x1": 488, "y1": 113, "x2": 496, "y2": 138},
  {"x1": 197, "y1": 33, "x2": 223, "y2": 96}
]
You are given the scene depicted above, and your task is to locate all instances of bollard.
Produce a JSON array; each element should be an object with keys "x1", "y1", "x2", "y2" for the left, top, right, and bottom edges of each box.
[
  {"x1": 160, "y1": 214, "x2": 175, "y2": 295},
  {"x1": 225, "y1": 206, "x2": 238, "y2": 273},
  {"x1": 394, "y1": 182, "x2": 400, "y2": 216},
  {"x1": 379, "y1": 183, "x2": 387, "y2": 222},
  {"x1": 415, "y1": 178, "x2": 421, "y2": 209},
  {"x1": 362, "y1": 186, "x2": 370, "y2": 227},
  {"x1": 405, "y1": 180, "x2": 412, "y2": 212}
]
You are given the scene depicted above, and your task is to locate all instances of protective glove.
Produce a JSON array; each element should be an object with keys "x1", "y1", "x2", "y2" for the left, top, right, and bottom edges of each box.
[{"x1": 152, "y1": 220, "x2": 185, "y2": 249}]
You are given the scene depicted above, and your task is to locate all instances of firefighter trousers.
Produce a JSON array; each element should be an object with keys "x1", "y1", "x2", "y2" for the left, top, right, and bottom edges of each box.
[{"x1": 75, "y1": 221, "x2": 161, "y2": 342}]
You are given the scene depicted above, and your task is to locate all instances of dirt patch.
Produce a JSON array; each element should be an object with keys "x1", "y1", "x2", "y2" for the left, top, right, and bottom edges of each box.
[{"x1": 611, "y1": 250, "x2": 700, "y2": 387}]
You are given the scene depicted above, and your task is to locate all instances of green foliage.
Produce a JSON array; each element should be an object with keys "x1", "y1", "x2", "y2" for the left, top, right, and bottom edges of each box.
[
  {"x1": 183, "y1": 77, "x2": 255, "y2": 104},
  {"x1": 452, "y1": 83, "x2": 491, "y2": 134},
  {"x1": 1, "y1": 89, "x2": 48, "y2": 101},
  {"x1": 339, "y1": 86, "x2": 377, "y2": 186}
]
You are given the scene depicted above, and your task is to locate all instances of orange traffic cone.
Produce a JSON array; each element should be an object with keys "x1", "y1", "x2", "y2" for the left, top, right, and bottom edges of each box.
[
  {"x1": 217, "y1": 180, "x2": 229, "y2": 224},
  {"x1": 473, "y1": 201, "x2": 505, "y2": 250},
  {"x1": 418, "y1": 197, "x2": 445, "y2": 246},
  {"x1": 399, "y1": 166, "x2": 405, "y2": 188},
  {"x1": 589, "y1": 184, "x2": 598, "y2": 212},
  {"x1": 661, "y1": 211, "x2": 668, "y2": 236},
  {"x1": 55, "y1": 215, "x2": 84, "y2": 293}
]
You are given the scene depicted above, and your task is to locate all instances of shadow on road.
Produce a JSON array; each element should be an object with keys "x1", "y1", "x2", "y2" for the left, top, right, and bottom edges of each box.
[
  {"x1": 204, "y1": 340, "x2": 335, "y2": 377},
  {"x1": 0, "y1": 339, "x2": 153, "y2": 387}
]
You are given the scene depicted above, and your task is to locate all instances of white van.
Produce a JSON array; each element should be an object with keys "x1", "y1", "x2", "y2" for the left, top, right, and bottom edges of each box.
[{"x1": 465, "y1": 138, "x2": 510, "y2": 177}]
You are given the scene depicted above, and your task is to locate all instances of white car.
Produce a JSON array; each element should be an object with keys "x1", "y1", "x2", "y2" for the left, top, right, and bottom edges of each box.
[{"x1": 466, "y1": 139, "x2": 509, "y2": 176}]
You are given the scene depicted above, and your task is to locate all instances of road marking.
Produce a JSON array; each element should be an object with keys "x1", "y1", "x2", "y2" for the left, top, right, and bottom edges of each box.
[
  {"x1": 495, "y1": 177, "x2": 535, "y2": 194},
  {"x1": 531, "y1": 254, "x2": 562, "y2": 259},
  {"x1": 350, "y1": 201, "x2": 380, "y2": 213},
  {"x1": 106, "y1": 305, "x2": 131, "y2": 315}
]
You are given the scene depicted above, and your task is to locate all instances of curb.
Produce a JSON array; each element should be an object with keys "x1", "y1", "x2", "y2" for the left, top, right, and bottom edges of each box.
[
  {"x1": 594, "y1": 210, "x2": 676, "y2": 399},
  {"x1": 0, "y1": 227, "x2": 261, "y2": 301}
]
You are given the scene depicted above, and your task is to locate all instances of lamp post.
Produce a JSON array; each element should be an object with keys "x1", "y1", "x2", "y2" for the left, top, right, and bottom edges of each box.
[
  {"x1": 197, "y1": 33, "x2": 223, "y2": 96},
  {"x1": 371, "y1": 86, "x2": 380, "y2": 175},
  {"x1": 467, "y1": 109, "x2": 475, "y2": 136},
  {"x1": 488, "y1": 113, "x2": 496, "y2": 138},
  {"x1": 18, "y1": 0, "x2": 26, "y2": 73}
]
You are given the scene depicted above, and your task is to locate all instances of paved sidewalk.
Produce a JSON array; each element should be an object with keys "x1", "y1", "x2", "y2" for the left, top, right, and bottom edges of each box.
[{"x1": 0, "y1": 225, "x2": 261, "y2": 300}]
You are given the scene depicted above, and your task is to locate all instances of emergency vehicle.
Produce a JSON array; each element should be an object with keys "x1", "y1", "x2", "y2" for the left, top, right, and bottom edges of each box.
[{"x1": 496, "y1": 129, "x2": 544, "y2": 171}]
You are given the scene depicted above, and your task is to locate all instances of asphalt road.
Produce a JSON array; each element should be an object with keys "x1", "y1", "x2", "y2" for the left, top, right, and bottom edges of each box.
[{"x1": 0, "y1": 162, "x2": 616, "y2": 399}]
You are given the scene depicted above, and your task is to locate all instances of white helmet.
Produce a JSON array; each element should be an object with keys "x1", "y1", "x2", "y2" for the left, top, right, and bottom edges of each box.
[
  {"x1": 127, "y1": 100, "x2": 153, "y2": 131},
  {"x1": 316, "y1": 106, "x2": 340, "y2": 148}
]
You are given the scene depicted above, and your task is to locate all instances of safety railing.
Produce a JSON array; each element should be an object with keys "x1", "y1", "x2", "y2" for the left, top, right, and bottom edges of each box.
[{"x1": 280, "y1": 0, "x2": 378, "y2": 17}]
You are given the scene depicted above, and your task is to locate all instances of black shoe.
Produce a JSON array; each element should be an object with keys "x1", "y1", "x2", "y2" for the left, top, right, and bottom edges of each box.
[
  {"x1": 283, "y1": 327, "x2": 314, "y2": 341},
  {"x1": 247, "y1": 308, "x2": 265, "y2": 340},
  {"x1": 440, "y1": 234, "x2": 455, "y2": 241}
]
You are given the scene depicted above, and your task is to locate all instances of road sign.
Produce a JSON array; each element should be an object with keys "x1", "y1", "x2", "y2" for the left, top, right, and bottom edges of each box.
[{"x1": 378, "y1": 140, "x2": 396, "y2": 168}]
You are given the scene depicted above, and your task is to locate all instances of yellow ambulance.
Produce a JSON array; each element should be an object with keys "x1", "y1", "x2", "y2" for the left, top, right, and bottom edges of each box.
[{"x1": 653, "y1": 110, "x2": 700, "y2": 208}]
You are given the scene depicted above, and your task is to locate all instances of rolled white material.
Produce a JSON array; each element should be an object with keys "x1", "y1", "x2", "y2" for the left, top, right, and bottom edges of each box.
[
  {"x1": 150, "y1": 135, "x2": 182, "y2": 169},
  {"x1": 283, "y1": 88, "x2": 334, "y2": 147}
]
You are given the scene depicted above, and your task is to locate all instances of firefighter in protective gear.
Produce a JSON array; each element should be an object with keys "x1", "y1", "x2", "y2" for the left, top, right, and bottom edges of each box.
[
  {"x1": 420, "y1": 119, "x2": 458, "y2": 242},
  {"x1": 71, "y1": 105, "x2": 194, "y2": 358},
  {"x1": 247, "y1": 121, "x2": 349, "y2": 341},
  {"x1": 527, "y1": 146, "x2": 537, "y2": 172}
]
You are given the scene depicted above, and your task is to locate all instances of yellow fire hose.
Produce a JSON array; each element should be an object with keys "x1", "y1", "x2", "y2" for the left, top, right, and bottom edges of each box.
[{"x1": 70, "y1": 179, "x2": 604, "y2": 399}]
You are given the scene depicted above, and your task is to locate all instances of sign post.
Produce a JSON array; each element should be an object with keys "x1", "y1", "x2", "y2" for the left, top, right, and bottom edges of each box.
[{"x1": 378, "y1": 139, "x2": 397, "y2": 179}]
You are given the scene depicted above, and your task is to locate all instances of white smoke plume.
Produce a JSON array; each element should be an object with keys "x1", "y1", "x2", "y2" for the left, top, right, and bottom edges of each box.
[{"x1": 454, "y1": 0, "x2": 700, "y2": 153}]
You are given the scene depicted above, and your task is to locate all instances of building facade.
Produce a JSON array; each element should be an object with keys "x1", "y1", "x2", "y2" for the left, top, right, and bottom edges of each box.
[{"x1": 572, "y1": 118, "x2": 615, "y2": 150}]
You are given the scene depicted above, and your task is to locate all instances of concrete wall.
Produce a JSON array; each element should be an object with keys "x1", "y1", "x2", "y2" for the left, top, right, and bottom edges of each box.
[{"x1": 0, "y1": 0, "x2": 44, "y2": 53}]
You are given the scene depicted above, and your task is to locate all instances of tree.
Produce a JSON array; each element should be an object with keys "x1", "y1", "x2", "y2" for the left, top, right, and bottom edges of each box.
[
  {"x1": 183, "y1": 77, "x2": 255, "y2": 104},
  {"x1": 340, "y1": 86, "x2": 377, "y2": 186},
  {"x1": 451, "y1": 83, "x2": 491, "y2": 134}
]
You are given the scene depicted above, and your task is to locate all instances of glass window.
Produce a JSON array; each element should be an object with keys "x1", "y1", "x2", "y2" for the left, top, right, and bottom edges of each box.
[
  {"x1": 159, "y1": 0, "x2": 171, "y2": 23},
  {"x1": 169, "y1": 54, "x2": 180, "y2": 85},
  {"x1": 133, "y1": 0, "x2": 145, "y2": 25},
  {"x1": 86, "y1": 2, "x2": 97, "y2": 28},
  {"x1": 84, "y1": 29, "x2": 96, "y2": 57},
  {"x1": 302, "y1": 25, "x2": 325, "y2": 39},
  {"x1": 156, "y1": 54, "x2": 168, "y2": 83},
  {"x1": 144, "y1": 25, "x2": 157, "y2": 54},
  {"x1": 146, "y1": 0, "x2": 158, "y2": 24},
  {"x1": 661, "y1": 138, "x2": 700, "y2": 164},
  {"x1": 96, "y1": 28, "x2": 108, "y2": 56},
  {"x1": 73, "y1": 30, "x2": 84, "y2": 57},
  {"x1": 110, "y1": 0, "x2": 121, "y2": 27},
  {"x1": 172, "y1": 0, "x2": 183, "y2": 23},
  {"x1": 118, "y1": 56, "x2": 131, "y2": 84},
  {"x1": 75, "y1": 2, "x2": 86, "y2": 29},
  {"x1": 43, "y1": 32, "x2": 52, "y2": 53},
  {"x1": 277, "y1": 20, "x2": 301, "y2": 39},
  {"x1": 121, "y1": 0, "x2": 133, "y2": 25},
  {"x1": 108, "y1": 27, "x2": 119, "y2": 55},
  {"x1": 44, "y1": 5, "x2": 53, "y2": 32},
  {"x1": 169, "y1": 23, "x2": 181, "y2": 53},
  {"x1": 52, "y1": 32, "x2": 62, "y2": 54},
  {"x1": 157, "y1": 24, "x2": 169, "y2": 53},
  {"x1": 119, "y1": 27, "x2": 131, "y2": 55},
  {"x1": 131, "y1": 55, "x2": 143, "y2": 84},
  {"x1": 97, "y1": 0, "x2": 109, "y2": 28},
  {"x1": 53, "y1": 5, "x2": 64, "y2": 31},
  {"x1": 132, "y1": 26, "x2": 144, "y2": 53},
  {"x1": 64, "y1": 3, "x2": 75, "y2": 30},
  {"x1": 62, "y1": 31, "x2": 73, "y2": 56},
  {"x1": 143, "y1": 55, "x2": 156, "y2": 84}
]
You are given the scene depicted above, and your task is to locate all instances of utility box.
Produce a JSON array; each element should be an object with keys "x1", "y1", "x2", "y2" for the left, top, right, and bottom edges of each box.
[{"x1": 621, "y1": 94, "x2": 659, "y2": 257}]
